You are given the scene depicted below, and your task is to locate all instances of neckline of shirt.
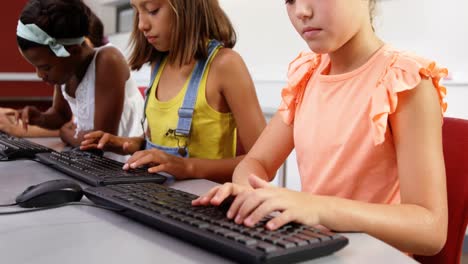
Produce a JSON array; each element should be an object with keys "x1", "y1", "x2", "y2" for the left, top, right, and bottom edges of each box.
[{"x1": 318, "y1": 44, "x2": 388, "y2": 83}]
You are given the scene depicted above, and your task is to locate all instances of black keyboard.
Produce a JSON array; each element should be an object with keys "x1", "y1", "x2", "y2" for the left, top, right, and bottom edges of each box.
[
  {"x1": 0, "y1": 132, "x2": 53, "y2": 160},
  {"x1": 84, "y1": 183, "x2": 348, "y2": 263},
  {"x1": 35, "y1": 150, "x2": 166, "y2": 186}
]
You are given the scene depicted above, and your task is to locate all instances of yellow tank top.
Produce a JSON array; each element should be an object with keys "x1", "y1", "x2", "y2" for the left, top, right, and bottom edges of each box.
[{"x1": 145, "y1": 49, "x2": 237, "y2": 159}]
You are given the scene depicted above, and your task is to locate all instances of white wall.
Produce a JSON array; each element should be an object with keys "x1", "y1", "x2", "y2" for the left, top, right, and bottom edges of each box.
[
  {"x1": 83, "y1": 0, "x2": 116, "y2": 35},
  {"x1": 92, "y1": 0, "x2": 468, "y2": 190}
]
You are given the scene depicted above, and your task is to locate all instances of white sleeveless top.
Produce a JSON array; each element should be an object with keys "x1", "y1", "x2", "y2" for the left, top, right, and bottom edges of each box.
[{"x1": 61, "y1": 45, "x2": 144, "y2": 138}]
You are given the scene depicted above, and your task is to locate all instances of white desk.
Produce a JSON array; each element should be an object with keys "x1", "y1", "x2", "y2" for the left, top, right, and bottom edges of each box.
[{"x1": 0, "y1": 138, "x2": 417, "y2": 264}]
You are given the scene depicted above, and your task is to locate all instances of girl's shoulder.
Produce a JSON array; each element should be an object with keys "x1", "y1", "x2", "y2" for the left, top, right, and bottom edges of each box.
[
  {"x1": 277, "y1": 52, "x2": 322, "y2": 125},
  {"x1": 374, "y1": 45, "x2": 448, "y2": 100},
  {"x1": 378, "y1": 46, "x2": 443, "y2": 75},
  {"x1": 94, "y1": 45, "x2": 126, "y2": 65},
  {"x1": 370, "y1": 45, "x2": 448, "y2": 144},
  {"x1": 209, "y1": 47, "x2": 245, "y2": 73},
  {"x1": 94, "y1": 45, "x2": 129, "y2": 78},
  {"x1": 207, "y1": 47, "x2": 250, "y2": 87},
  {"x1": 287, "y1": 51, "x2": 322, "y2": 75},
  {"x1": 94, "y1": 45, "x2": 130, "y2": 89}
]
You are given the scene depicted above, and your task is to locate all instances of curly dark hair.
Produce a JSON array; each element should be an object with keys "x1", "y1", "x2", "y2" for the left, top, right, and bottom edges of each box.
[
  {"x1": 84, "y1": 6, "x2": 106, "y2": 47},
  {"x1": 17, "y1": 0, "x2": 90, "y2": 51}
]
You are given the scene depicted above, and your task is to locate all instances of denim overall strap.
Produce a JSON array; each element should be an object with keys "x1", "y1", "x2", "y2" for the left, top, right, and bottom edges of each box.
[{"x1": 175, "y1": 39, "x2": 222, "y2": 136}]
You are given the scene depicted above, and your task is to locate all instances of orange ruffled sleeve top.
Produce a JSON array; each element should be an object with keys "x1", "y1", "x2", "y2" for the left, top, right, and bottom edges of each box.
[{"x1": 279, "y1": 45, "x2": 448, "y2": 204}]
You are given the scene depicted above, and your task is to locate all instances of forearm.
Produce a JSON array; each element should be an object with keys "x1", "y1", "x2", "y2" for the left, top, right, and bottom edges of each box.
[
  {"x1": 59, "y1": 127, "x2": 82, "y2": 147},
  {"x1": 35, "y1": 110, "x2": 69, "y2": 130},
  {"x1": 187, "y1": 156, "x2": 245, "y2": 183},
  {"x1": 129, "y1": 136, "x2": 146, "y2": 153},
  {"x1": 232, "y1": 156, "x2": 271, "y2": 186},
  {"x1": 318, "y1": 196, "x2": 446, "y2": 255},
  {"x1": 0, "y1": 115, "x2": 58, "y2": 138},
  {"x1": 21, "y1": 126, "x2": 59, "y2": 138}
]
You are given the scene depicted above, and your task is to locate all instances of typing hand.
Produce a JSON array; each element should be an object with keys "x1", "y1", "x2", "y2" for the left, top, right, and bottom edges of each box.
[
  {"x1": 220, "y1": 174, "x2": 324, "y2": 231},
  {"x1": 80, "y1": 131, "x2": 138, "y2": 155},
  {"x1": 192, "y1": 181, "x2": 253, "y2": 206},
  {"x1": 123, "y1": 148, "x2": 189, "y2": 179},
  {"x1": 0, "y1": 107, "x2": 16, "y2": 115},
  {"x1": 0, "y1": 111, "x2": 26, "y2": 136},
  {"x1": 17, "y1": 106, "x2": 42, "y2": 130}
]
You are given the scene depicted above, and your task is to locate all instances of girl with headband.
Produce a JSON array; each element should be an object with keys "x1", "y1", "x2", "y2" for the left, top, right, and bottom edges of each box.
[
  {"x1": 0, "y1": 2, "x2": 108, "y2": 138},
  {"x1": 14, "y1": 0, "x2": 144, "y2": 148}
]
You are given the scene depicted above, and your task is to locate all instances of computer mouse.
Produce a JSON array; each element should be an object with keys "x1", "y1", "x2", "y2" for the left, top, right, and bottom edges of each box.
[{"x1": 15, "y1": 179, "x2": 83, "y2": 208}]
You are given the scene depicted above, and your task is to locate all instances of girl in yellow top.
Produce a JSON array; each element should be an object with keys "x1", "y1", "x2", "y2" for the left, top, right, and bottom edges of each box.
[
  {"x1": 194, "y1": 0, "x2": 448, "y2": 256},
  {"x1": 81, "y1": 0, "x2": 266, "y2": 183}
]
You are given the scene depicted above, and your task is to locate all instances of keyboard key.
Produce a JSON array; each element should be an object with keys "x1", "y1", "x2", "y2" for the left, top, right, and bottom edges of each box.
[
  {"x1": 276, "y1": 240, "x2": 296, "y2": 249},
  {"x1": 285, "y1": 237, "x2": 308, "y2": 247},
  {"x1": 256, "y1": 242, "x2": 278, "y2": 253},
  {"x1": 293, "y1": 234, "x2": 320, "y2": 244},
  {"x1": 300, "y1": 230, "x2": 332, "y2": 242}
]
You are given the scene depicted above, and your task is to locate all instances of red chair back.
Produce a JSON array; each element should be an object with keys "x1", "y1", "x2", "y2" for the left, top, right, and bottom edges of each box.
[
  {"x1": 414, "y1": 117, "x2": 468, "y2": 264},
  {"x1": 138, "y1": 87, "x2": 146, "y2": 98}
]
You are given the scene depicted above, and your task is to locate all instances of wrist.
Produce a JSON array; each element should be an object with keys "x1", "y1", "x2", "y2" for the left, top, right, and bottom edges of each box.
[
  {"x1": 8, "y1": 126, "x2": 22, "y2": 137},
  {"x1": 313, "y1": 195, "x2": 339, "y2": 229},
  {"x1": 185, "y1": 158, "x2": 197, "y2": 178},
  {"x1": 128, "y1": 137, "x2": 145, "y2": 153},
  {"x1": 232, "y1": 171, "x2": 251, "y2": 186},
  {"x1": 123, "y1": 137, "x2": 144, "y2": 153},
  {"x1": 137, "y1": 137, "x2": 146, "y2": 150},
  {"x1": 35, "y1": 114, "x2": 47, "y2": 127}
]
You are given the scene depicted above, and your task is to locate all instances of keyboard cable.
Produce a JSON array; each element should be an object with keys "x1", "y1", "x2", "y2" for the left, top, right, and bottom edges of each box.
[{"x1": 0, "y1": 202, "x2": 124, "y2": 215}]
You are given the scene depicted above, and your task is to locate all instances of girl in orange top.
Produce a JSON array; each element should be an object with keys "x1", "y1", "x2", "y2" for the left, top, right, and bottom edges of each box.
[{"x1": 194, "y1": 0, "x2": 448, "y2": 256}]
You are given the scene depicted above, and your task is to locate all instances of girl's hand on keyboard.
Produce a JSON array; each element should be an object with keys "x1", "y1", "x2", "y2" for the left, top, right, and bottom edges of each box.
[
  {"x1": 226, "y1": 174, "x2": 325, "y2": 230},
  {"x1": 81, "y1": 131, "x2": 143, "y2": 155},
  {"x1": 192, "y1": 181, "x2": 253, "y2": 210},
  {"x1": 123, "y1": 148, "x2": 189, "y2": 178},
  {"x1": 16, "y1": 106, "x2": 42, "y2": 130},
  {"x1": 0, "y1": 111, "x2": 24, "y2": 136}
]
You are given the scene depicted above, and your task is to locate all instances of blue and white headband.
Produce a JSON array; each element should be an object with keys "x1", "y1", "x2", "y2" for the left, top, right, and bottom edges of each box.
[{"x1": 16, "y1": 21, "x2": 85, "y2": 57}]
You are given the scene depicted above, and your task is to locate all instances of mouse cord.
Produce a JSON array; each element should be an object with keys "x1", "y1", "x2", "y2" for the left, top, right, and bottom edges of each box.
[
  {"x1": 0, "y1": 203, "x2": 70, "y2": 215},
  {"x1": 69, "y1": 202, "x2": 124, "y2": 212},
  {"x1": 0, "y1": 203, "x2": 18, "y2": 207},
  {"x1": 0, "y1": 202, "x2": 123, "y2": 215}
]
